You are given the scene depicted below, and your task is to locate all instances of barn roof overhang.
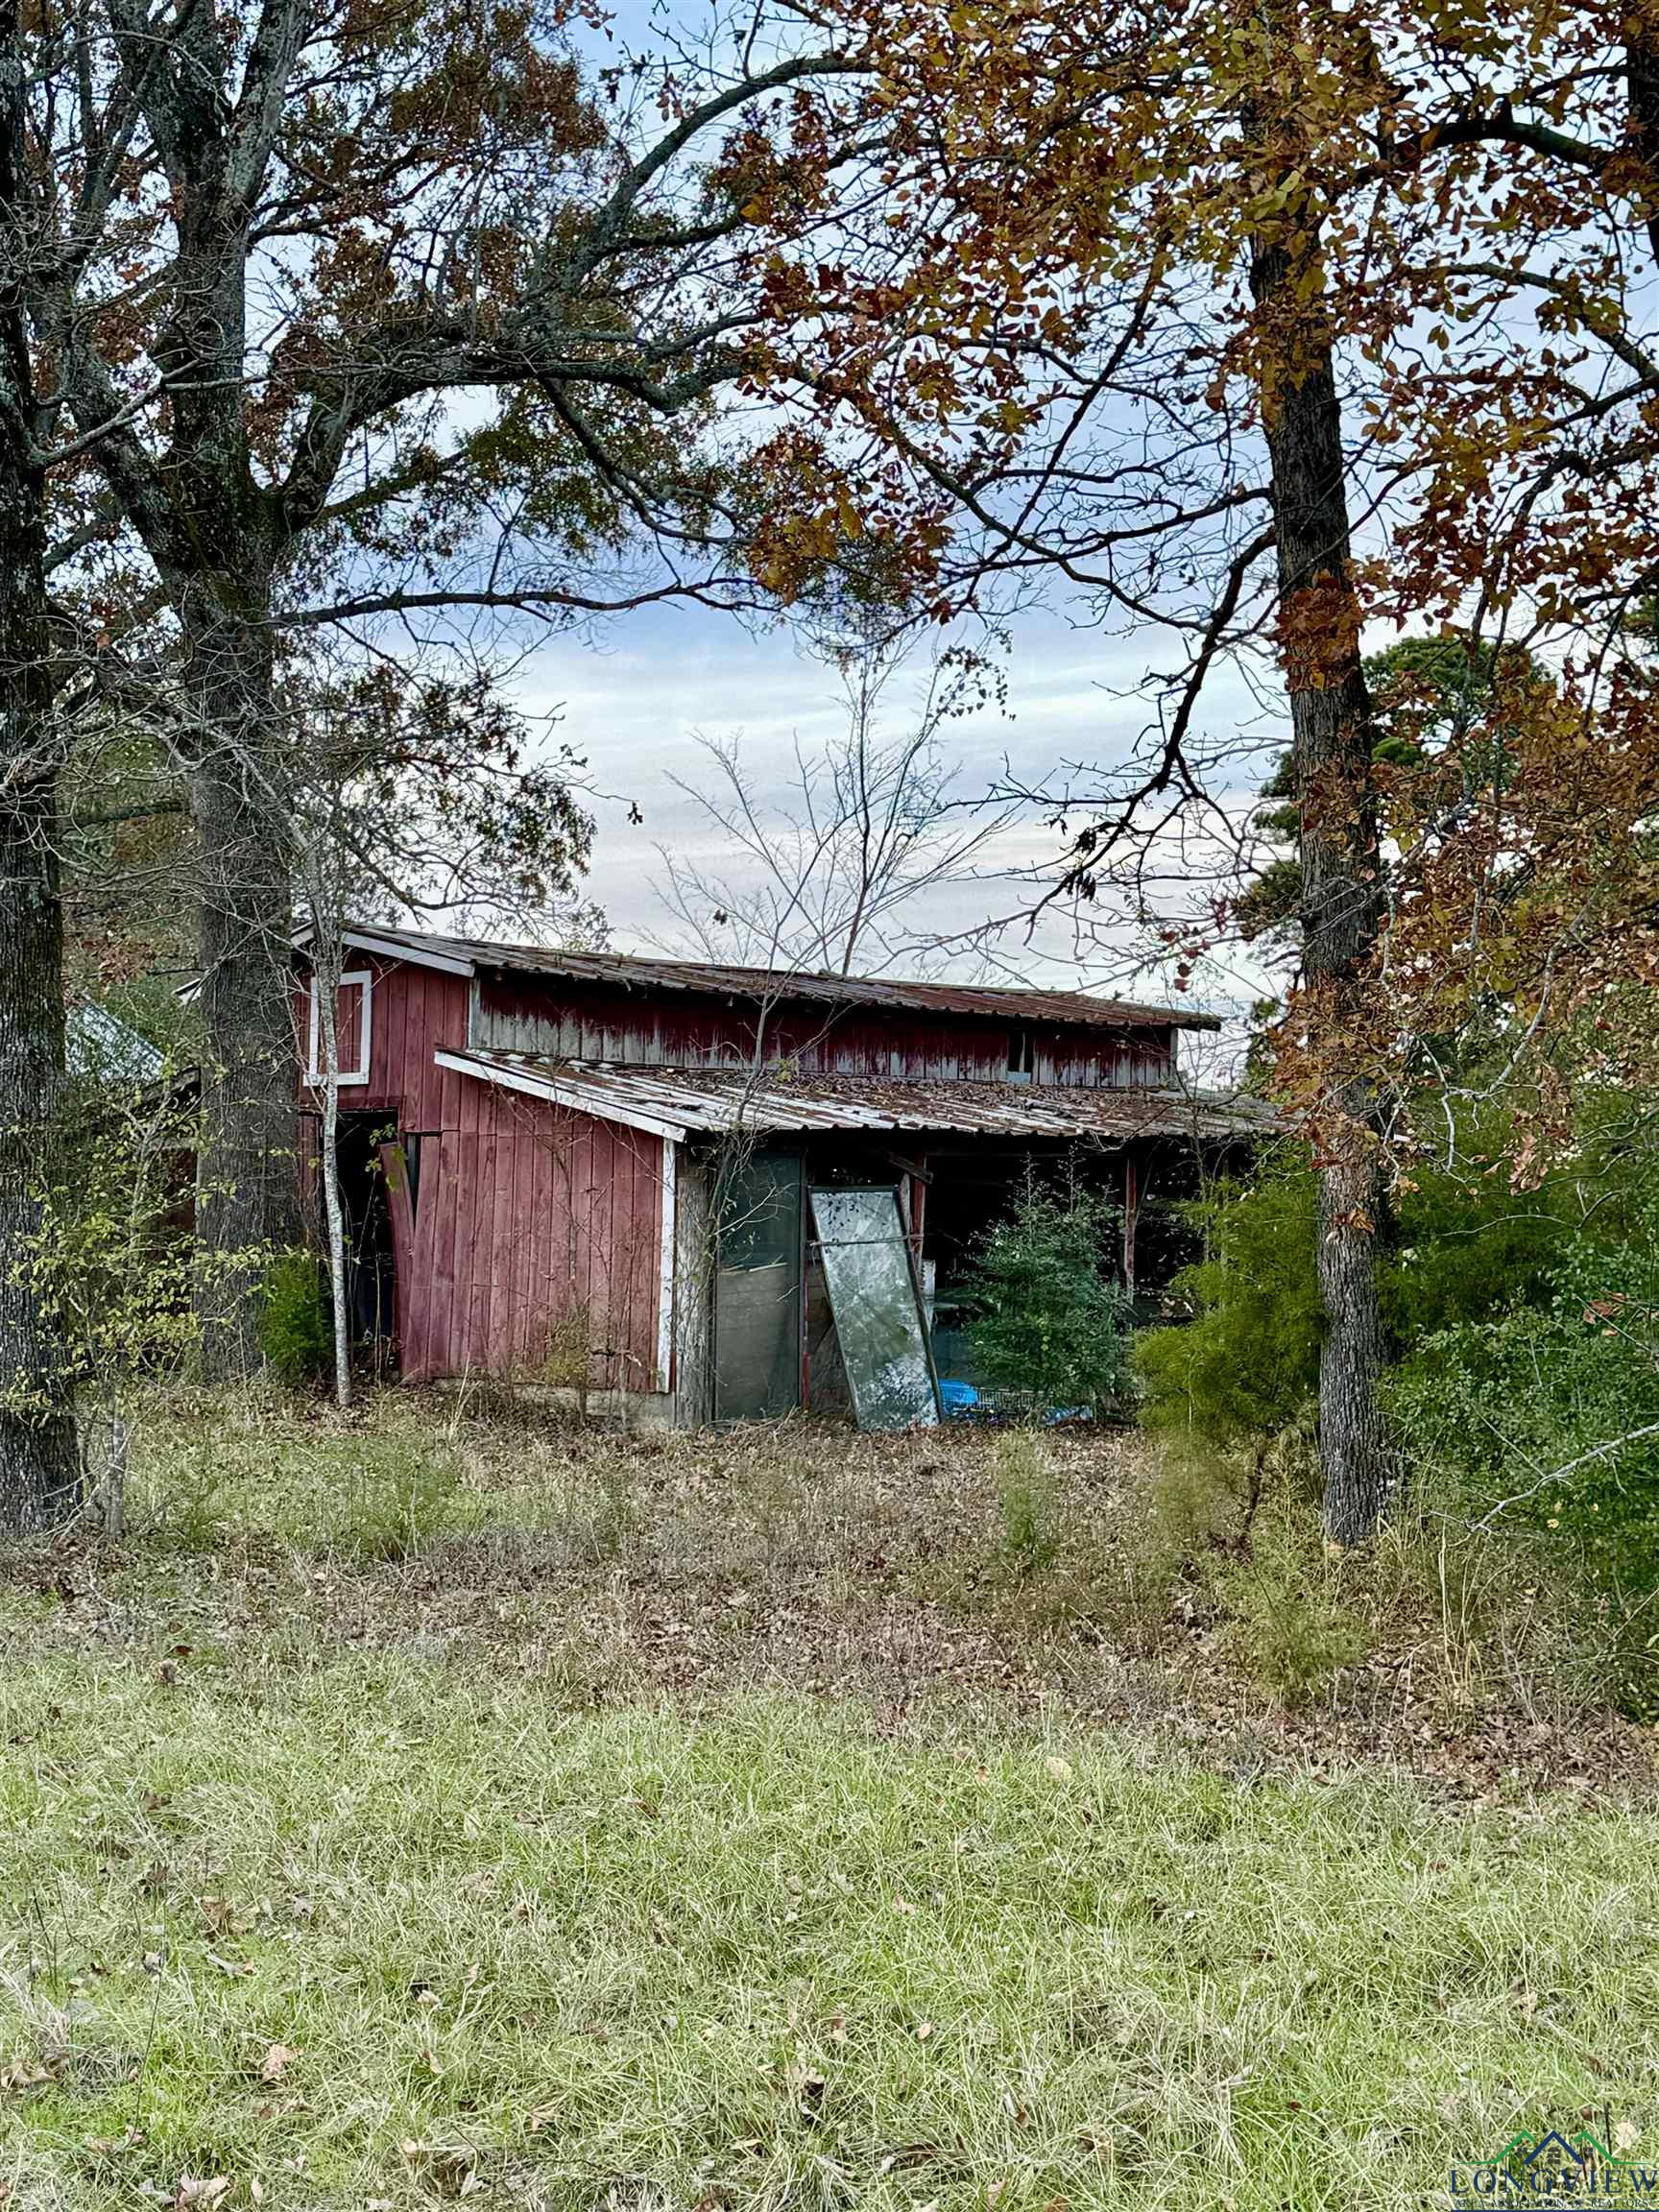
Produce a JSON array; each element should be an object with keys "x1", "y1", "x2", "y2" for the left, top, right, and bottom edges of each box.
[{"x1": 434, "y1": 1048, "x2": 1276, "y2": 1146}]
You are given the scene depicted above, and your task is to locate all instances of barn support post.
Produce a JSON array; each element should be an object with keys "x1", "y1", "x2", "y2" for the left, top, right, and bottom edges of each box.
[{"x1": 1122, "y1": 1146, "x2": 1140, "y2": 1296}]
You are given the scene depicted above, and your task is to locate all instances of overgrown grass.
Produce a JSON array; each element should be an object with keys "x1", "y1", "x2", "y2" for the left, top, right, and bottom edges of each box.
[
  {"x1": 120, "y1": 1392, "x2": 478, "y2": 1559},
  {"x1": 3, "y1": 1670, "x2": 1657, "y2": 2212},
  {"x1": 15, "y1": 1391, "x2": 1649, "y2": 1743},
  {"x1": 3, "y1": 1393, "x2": 1657, "y2": 2208},
  {"x1": 992, "y1": 1431, "x2": 1060, "y2": 1575}
]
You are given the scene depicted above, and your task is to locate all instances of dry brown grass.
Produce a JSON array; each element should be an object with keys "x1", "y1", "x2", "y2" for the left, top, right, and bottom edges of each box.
[{"x1": 1, "y1": 1388, "x2": 1651, "y2": 1798}]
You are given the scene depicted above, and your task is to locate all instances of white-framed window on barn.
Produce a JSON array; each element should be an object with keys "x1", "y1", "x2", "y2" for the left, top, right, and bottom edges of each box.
[{"x1": 305, "y1": 970, "x2": 373, "y2": 1087}]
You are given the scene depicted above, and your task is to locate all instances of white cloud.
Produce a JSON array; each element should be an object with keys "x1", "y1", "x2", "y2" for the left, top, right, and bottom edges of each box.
[{"x1": 505, "y1": 597, "x2": 1281, "y2": 1046}]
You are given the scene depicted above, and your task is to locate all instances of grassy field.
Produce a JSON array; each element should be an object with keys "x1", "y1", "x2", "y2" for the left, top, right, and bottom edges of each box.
[{"x1": 2, "y1": 1395, "x2": 1656, "y2": 2211}]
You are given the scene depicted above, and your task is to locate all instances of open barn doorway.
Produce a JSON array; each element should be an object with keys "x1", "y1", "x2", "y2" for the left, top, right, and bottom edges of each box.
[
  {"x1": 334, "y1": 1111, "x2": 398, "y2": 1373},
  {"x1": 698, "y1": 1130, "x2": 1228, "y2": 1430}
]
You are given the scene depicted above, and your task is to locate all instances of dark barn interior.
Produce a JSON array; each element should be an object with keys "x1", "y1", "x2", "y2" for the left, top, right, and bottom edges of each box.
[{"x1": 708, "y1": 1128, "x2": 1238, "y2": 1425}]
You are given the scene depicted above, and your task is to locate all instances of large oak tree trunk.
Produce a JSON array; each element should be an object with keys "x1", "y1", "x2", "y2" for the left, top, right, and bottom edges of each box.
[
  {"x1": 0, "y1": 4, "x2": 78, "y2": 1527},
  {"x1": 133, "y1": 36, "x2": 303, "y2": 1382},
  {"x1": 0, "y1": 575, "x2": 77, "y2": 1528},
  {"x1": 1249, "y1": 233, "x2": 1396, "y2": 1547},
  {"x1": 186, "y1": 588, "x2": 301, "y2": 1380}
]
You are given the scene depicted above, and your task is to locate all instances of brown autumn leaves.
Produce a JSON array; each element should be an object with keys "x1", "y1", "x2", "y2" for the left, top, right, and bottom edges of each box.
[{"x1": 738, "y1": 0, "x2": 1659, "y2": 1169}]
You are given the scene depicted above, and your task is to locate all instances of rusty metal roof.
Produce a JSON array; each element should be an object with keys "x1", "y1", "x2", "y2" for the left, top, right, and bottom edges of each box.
[
  {"x1": 436, "y1": 1049, "x2": 1273, "y2": 1145},
  {"x1": 330, "y1": 922, "x2": 1220, "y2": 1032}
]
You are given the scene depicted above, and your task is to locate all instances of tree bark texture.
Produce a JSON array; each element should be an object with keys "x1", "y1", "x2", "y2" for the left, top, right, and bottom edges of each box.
[
  {"x1": 186, "y1": 587, "x2": 302, "y2": 1380},
  {"x1": 1626, "y1": 3, "x2": 1659, "y2": 265},
  {"x1": 0, "y1": 1, "x2": 78, "y2": 1528},
  {"x1": 1249, "y1": 232, "x2": 1396, "y2": 1548},
  {"x1": 108, "y1": 12, "x2": 302, "y2": 1379}
]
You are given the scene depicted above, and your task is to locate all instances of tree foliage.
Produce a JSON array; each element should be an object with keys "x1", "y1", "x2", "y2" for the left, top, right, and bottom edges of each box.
[
  {"x1": 757, "y1": 0, "x2": 1659, "y2": 1533},
  {"x1": 12, "y1": 0, "x2": 920, "y2": 1376}
]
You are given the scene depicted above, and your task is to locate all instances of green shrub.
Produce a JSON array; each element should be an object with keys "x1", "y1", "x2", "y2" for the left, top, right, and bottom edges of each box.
[
  {"x1": 259, "y1": 1250, "x2": 334, "y2": 1386},
  {"x1": 1388, "y1": 1185, "x2": 1659, "y2": 1717},
  {"x1": 1134, "y1": 1154, "x2": 1323, "y2": 1445},
  {"x1": 1135, "y1": 1118, "x2": 1586, "y2": 1452},
  {"x1": 963, "y1": 1184, "x2": 1131, "y2": 1419},
  {"x1": 1376, "y1": 1142, "x2": 1561, "y2": 1344}
]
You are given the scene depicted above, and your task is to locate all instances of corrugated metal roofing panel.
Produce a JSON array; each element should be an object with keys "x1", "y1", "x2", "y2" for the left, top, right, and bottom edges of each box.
[
  {"x1": 437, "y1": 1049, "x2": 1275, "y2": 1144},
  {"x1": 327, "y1": 922, "x2": 1220, "y2": 1033},
  {"x1": 68, "y1": 1002, "x2": 165, "y2": 1085}
]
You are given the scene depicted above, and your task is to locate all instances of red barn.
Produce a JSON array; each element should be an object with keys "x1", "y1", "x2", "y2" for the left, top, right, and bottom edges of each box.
[{"x1": 295, "y1": 925, "x2": 1265, "y2": 1425}]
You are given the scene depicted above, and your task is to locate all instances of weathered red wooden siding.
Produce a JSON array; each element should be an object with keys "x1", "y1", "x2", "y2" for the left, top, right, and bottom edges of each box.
[
  {"x1": 471, "y1": 974, "x2": 1176, "y2": 1086},
  {"x1": 294, "y1": 955, "x2": 471, "y2": 1126},
  {"x1": 401, "y1": 1077, "x2": 663, "y2": 1391},
  {"x1": 293, "y1": 956, "x2": 663, "y2": 1390},
  {"x1": 296, "y1": 954, "x2": 1176, "y2": 1110}
]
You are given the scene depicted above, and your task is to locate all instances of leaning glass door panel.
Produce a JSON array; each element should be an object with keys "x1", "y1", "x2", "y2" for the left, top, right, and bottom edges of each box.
[
  {"x1": 713, "y1": 1150, "x2": 803, "y2": 1421},
  {"x1": 808, "y1": 1186, "x2": 941, "y2": 1431}
]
